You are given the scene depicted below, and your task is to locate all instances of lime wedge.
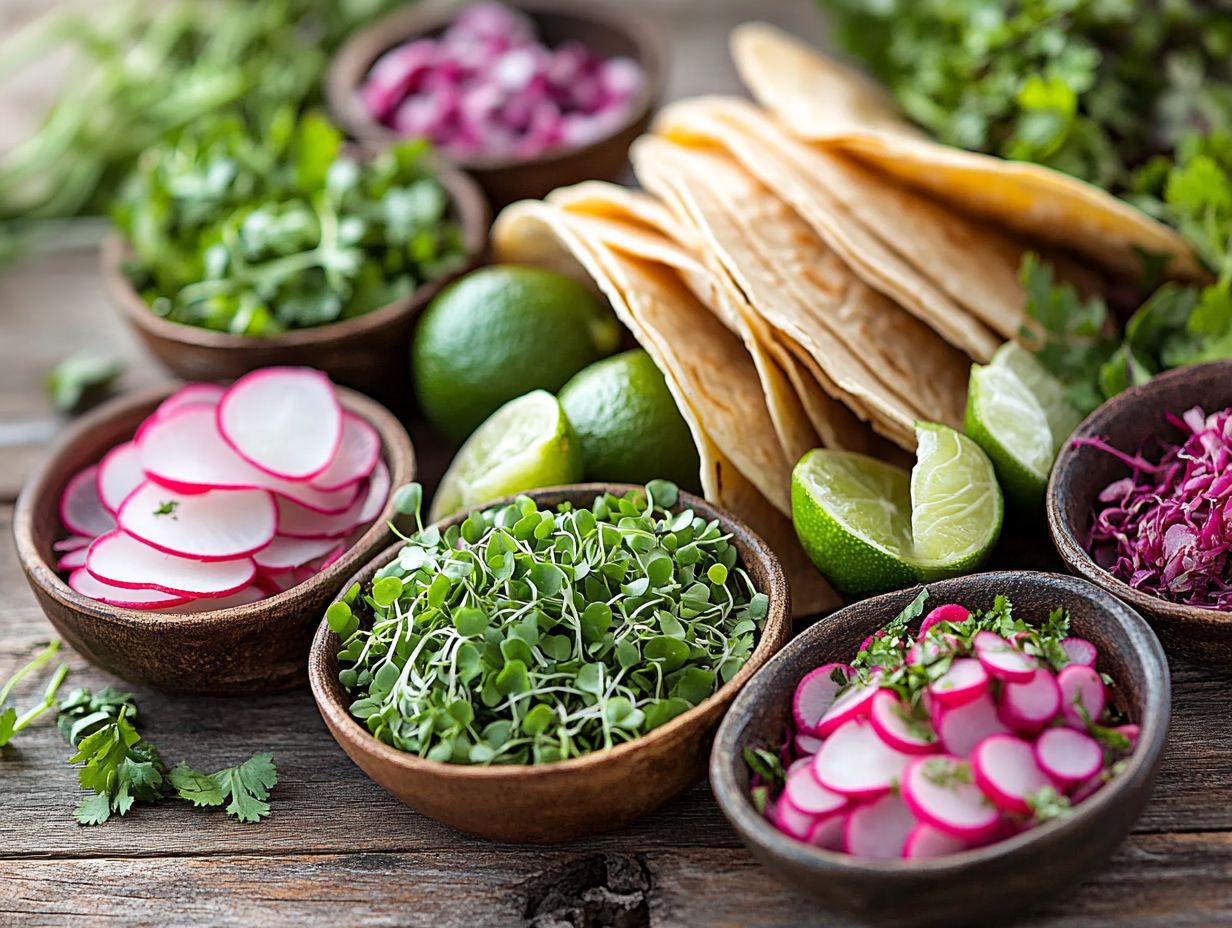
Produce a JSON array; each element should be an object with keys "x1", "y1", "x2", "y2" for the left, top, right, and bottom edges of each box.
[
  {"x1": 429, "y1": 390, "x2": 583, "y2": 521},
  {"x1": 990, "y1": 342, "x2": 1084, "y2": 447}
]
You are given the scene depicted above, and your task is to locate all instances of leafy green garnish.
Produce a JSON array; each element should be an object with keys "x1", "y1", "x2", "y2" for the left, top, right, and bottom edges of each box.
[
  {"x1": 153, "y1": 501, "x2": 179, "y2": 517},
  {"x1": 45, "y1": 354, "x2": 124, "y2": 413},
  {"x1": 1025, "y1": 785, "x2": 1073, "y2": 823},
  {"x1": 0, "y1": 641, "x2": 71, "y2": 747},
  {"x1": 167, "y1": 753, "x2": 278, "y2": 823}
]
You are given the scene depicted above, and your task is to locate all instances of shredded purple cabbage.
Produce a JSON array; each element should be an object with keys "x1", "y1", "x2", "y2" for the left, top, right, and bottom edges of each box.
[{"x1": 1076, "y1": 405, "x2": 1232, "y2": 612}]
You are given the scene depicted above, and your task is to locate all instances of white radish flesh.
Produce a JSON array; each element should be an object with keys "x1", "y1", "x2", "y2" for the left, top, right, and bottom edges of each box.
[
  {"x1": 1035, "y1": 727, "x2": 1104, "y2": 788},
  {"x1": 806, "y1": 813, "x2": 845, "y2": 850},
  {"x1": 59, "y1": 467, "x2": 115, "y2": 538},
  {"x1": 792, "y1": 663, "x2": 850, "y2": 734},
  {"x1": 970, "y1": 734, "x2": 1051, "y2": 814},
  {"x1": 869, "y1": 689, "x2": 937, "y2": 754},
  {"x1": 86, "y1": 531, "x2": 255, "y2": 597},
  {"x1": 54, "y1": 535, "x2": 93, "y2": 552},
  {"x1": 794, "y1": 732, "x2": 823, "y2": 755},
  {"x1": 151, "y1": 585, "x2": 266, "y2": 614},
  {"x1": 96, "y1": 442, "x2": 144, "y2": 514},
  {"x1": 217, "y1": 368, "x2": 342, "y2": 480},
  {"x1": 815, "y1": 674, "x2": 880, "y2": 736},
  {"x1": 936, "y1": 693, "x2": 1009, "y2": 758},
  {"x1": 903, "y1": 823, "x2": 970, "y2": 859},
  {"x1": 773, "y1": 796, "x2": 817, "y2": 840},
  {"x1": 1057, "y1": 664, "x2": 1107, "y2": 728},
  {"x1": 253, "y1": 535, "x2": 342, "y2": 571},
  {"x1": 782, "y1": 764, "x2": 847, "y2": 818},
  {"x1": 973, "y1": 630, "x2": 1037, "y2": 683},
  {"x1": 118, "y1": 482, "x2": 277, "y2": 561},
  {"x1": 1060, "y1": 637, "x2": 1098, "y2": 667},
  {"x1": 812, "y1": 719, "x2": 912, "y2": 800},
  {"x1": 57, "y1": 548, "x2": 88, "y2": 571},
  {"x1": 156, "y1": 383, "x2": 224, "y2": 418},
  {"x1": 843, "y1": 793, "x2": 917, "y2": 859},
  {"x1": 357, "y1": 459, "x2": 391, "y2": 524},
  {"x1": 310, "y1": 413, "x2": 380, "y2": 491},
  {"x1": 998, "y1": 668, "x2": 1061, "y2": 733},
  {"x1": 276, "y1": 490, "x2": 368, "y2": 540},
  {"x1": 69, "y1": 568, "x2": 191, "y2": 609},
  {"x1": 901, "y1": 755, "x2": 1001, "y2": 841},
  {"x1": 929, "y1": 659, "x2": 989, "y2": 708}
]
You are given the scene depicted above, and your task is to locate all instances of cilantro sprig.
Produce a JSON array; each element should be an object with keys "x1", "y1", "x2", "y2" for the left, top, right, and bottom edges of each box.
[{"x1": 0, "y1": 641, "x2": 71, "y2": 748}]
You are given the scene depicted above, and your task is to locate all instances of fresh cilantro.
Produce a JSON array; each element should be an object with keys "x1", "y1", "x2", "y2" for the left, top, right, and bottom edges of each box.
[
  {"x1": 168, "y1": 753, "x2": 278, "y2": 823},
  {"x1": 46, "y1": 354, "x2": 123, "y2": 413},
  {"x1": 153, "y1": 501, "x2": 179, "y2": 517},
  {"x1": 66, "y1": 707, "x2": 168, "y2": 825},
  {"x1": 0, "y1": 641, "x2": 71, "y2": 747},
  {"x1": 1026, "y1": 785, "x2": 1074, "y2": 823}
]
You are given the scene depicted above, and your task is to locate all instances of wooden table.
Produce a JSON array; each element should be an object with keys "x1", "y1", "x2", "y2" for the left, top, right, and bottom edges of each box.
[{"x1": 2, "y1": 3, "x2": 1231, "y2": 926}]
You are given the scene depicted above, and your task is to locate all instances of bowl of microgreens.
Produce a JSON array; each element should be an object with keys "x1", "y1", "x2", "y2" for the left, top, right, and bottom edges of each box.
[
  {"x1": 308, "y1": 481, "x2": 790, "y2": 843},
  {"x1": 710, "y1": 572, "x2": 1168, "y2": 928},
  {"x1": 101, "y1": 108, "x2": 488, "y2": 401}
]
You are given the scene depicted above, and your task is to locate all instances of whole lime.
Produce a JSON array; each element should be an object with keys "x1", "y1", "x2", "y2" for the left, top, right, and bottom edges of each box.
[
  {"x1": 559, "y1": 349, "x2": 701, "y2": 491},
  {"x1": 412, "y1": 265, "x2": 620, "y2": 440}
]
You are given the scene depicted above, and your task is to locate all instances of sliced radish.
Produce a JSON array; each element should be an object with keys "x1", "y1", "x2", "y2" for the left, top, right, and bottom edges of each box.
[
  {"x1": 1060, "y1": 637, "x2": 1098, "y2": 668},
  {"x1": 929, "y1": 659, "x2": 988, "y2": 708},
  {"x1": 253, "y1": 535, "x2": 341, "y2": 571},
  {"x1": 869, "y1": 690, "x2": 937, "y2": 754},
  {"x1": 1112, "y1": 724, "x2": 1139, "y2": 750},
  {"x1": 1035, "y1": 727, "x2": 1103, "y2": 789},
  {"x1": 54, "y1": 535, "x2": 93, "y2": 552},
  {"x1": 69, "y1": 568, "x2": 192, "y2": 609},
  {"x1": 805, "y1": 813, "x2": 845, "y2": 850},
  {"x1": 255, "y1": 568, "x2": 297, "y2": 595},
  {"x1": 57, "y1": 547, "x2": 89, "y2": 571},
  {"x1": 793, "y1": 663, "x2": 851, "y2": 734},
  {"x1": 903, "y1": 822, "x2": 970, "y2": 859},
  {"x1": 812, "y1": 718, "x2": 912, "y2": 800},
  {"x1": 118, "y1": 482, "x2": 277, "y2": 561},
  {"x1": 843, "y1": 793, "x2": 916, "y2": 859},
  {"x1": 900, "y1": 755, "x2": 1001, "y2": 841},
  {"x1": 936, "y1": 693, "x2": 1009, "y2": 758},
  {"x1": 783, "y1": 764, "x2": 847, "y2": 818},
  {"x1": 152, "y1": 584, "x2": 266, "y2": 614},
  {"x1": 787, "y1": 756, "x2": 813, "y2": 776},
  {"x1": 59, "y1": 467, "x2": 115, "y2": 538},
  {"x1": 773, "y1": 795, "x2": 817, "y2": 840},
  {"x1": 1057, "y1": 664, "x2": 1107, "y2": 728},
  {"x1": 97, "y1": 442, "x2": 144, "y2": 514},
  {"x1": 1070, "y1": 771, "x2": 1108, "y2": 804},
  {"x1": 794, "y1": 732, "x2": 823, "y2": 755},
  {"x1": 86, "y1": 531, "x2": 255, "y2": 597},
  {"x1": 815, "y1": 673, "x2": 881, "y2": 736},
  {"x1": 974, "y1": 630, "x2": 1037, "y2": 683},
  {"x1": 919, "y1": 603, "x2": 969, "y2": 637},
  {"x1": 275, "y1": 490, "x2": 368, "y2": 540},
  {"x1": 998, "y1": 667, "x2": 1061, "y2": 733},
  {"x1": 313, "y1": 544, "x2": 345, "y2": 572},
  {"x1": 970, "y1": 734, "x2": 1051, "y2": 814},
  {"x1": 216, "y1": 367, "x2": 342, "y2": 480},
  {"x1": 310, "y1": 413, "x2": 380, "y2": 491},
  {"x1": 157, "y1": 383, "x2": 224, "y2": 419},
  {"x1": 358, "y1": 459, "x2": 391, "y2": 523}
]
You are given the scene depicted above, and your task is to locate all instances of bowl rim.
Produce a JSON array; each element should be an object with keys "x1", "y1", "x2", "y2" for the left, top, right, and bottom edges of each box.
[
  {"x1": 325, "y1": 0, "x2": 668, "y2": 173},
  {"x1": 101, "y1": 154, "x2": 489, "y2": 350},
  {"x1": 709, "y1": 570, "x2": 1170, "y2": 874},
  {"x1": 1047, "y1": 359, "x2": 1232, "y2": 626},
  {"x1": 12, "y1": 381, "x2": 416, "y2": 629},
  {"x1": 308, "y1": 481, "x2": 790, "y2": 780}
]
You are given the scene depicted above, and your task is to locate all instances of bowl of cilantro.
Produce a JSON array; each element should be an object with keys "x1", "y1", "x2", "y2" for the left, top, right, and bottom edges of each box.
[
  {"x1": 308, "y1": 481, "x2": 791, "y2": 843},
  {"x1": 102, "y1": 109, "x2": 488, "y2": 404}
]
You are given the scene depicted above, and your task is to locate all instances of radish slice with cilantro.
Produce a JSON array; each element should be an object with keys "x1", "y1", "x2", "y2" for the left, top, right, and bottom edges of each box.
[
  {"x1": 253, "y1": 535, "x2": 342, "y2": 572},
  {"x1": 156, "y1": 382, "x2": 224, "y2": 418},
  {"x1": 97, "y1": 441, "x2": 144, "y2": 514},
  {"x1": 773, "y1": 795, "x2": 817, "y2": 840},
  {"x1": 783, "y1": 764, "x2": 847, "y2": 818},
  {"x1": 935, "y1": 693, "x2": 1009, "y2": 758},
  {"x1": 970, "y1": 734, "x2": 1052, "y2": 815},
  {"x1": 806, "y1": 813, "x2": 845, "y2": 850},
  {"x1": 54, "y1": 535, "x2": 92, "y2": 552},
  {"x1": 869, "y1": 689, "x2": 937, "y2": 754},
  {"x1": 843, "y1": 793, "x2": 916, "y2": 858},
  {"x1": 309, "y1": 413, "x2": 380, "y2": 491},
  {"x1": 1035, "y1": 727, "x2": 1103, "y2": 788},
  {"x1": 792, "y1": 663, "x2": 851, "y2": 734},
  {"x1": 973, "y1": 630, "x2": 1037, "y2": 683},
  {"x1": 86, "y1": 530, "x2": 255, "y2": 597},
  {"x1": 57, "y1": 547, "x2": 88, "y2": 571},
  {"x1": 998, "y1": 667, "x2": 1061, "y2": 733},
  {"x1": 901, "y1": 755, "x2": 1001, "y2": 841},
  {"x1": 59, "y1": 467, "x2": 115, "y2": 538},
  {"x1": 69, "y1": 568, "x2": 192, "y2": 609},
  {"x1": 903, "y1": 822, "x2": 970, "y2": 859},
  {"x1": 1060, "y1": 637, "x2": 1098, "y2": 667},
  {"x1": 815, "y1": 674, "x2": 881, "y2": 736},
  {"x1": 216, "y1": 368, "x2": 342, "y2": 480},
  {"x1": 117, "y1": 482, "x2": 277, "y2": 561},
  {"x1": 928, "y1": 658, "x2": 988, "y2": 708},
  {"x1": 1057, "y1": 664, "x2": 1107, "y2": 728},
  {"x1": 919, "y1": 603, "x2": 969, "y2": 637},
  {"x1": 794, "y1": 732, "x2": 823, "y2": 755},
  {"x1": 812, "y1": 718, "x2": 912, "y2": 800}
]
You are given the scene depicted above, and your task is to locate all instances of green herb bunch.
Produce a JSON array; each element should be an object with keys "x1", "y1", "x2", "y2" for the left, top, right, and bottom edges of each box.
[
  {"x1": 0, "y1": 641, "x2": 70, "y2": 747},
  {"x1": 112, "y1": 109, "x2": 465, "y2": 336},
  {"x1": 330, "y1": 481, "x2": 768, "y2": 766}
]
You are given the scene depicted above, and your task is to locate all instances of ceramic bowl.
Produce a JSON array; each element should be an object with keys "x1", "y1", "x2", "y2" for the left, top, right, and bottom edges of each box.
[
  {"x1": 1048, "y1": 360, "x2": 1232, "y2": 667},
  {"x1": 13, "y1": 382, "x2": 416, "y2": 695},
  {"x1": 309, "y1": 483, "x2": 790, "y2": 843},
  {"x1": 710, "y1": 572, "x2": 1169, "y2": 928},
  {"x1": 326, "y1": 0, "x2": 666, "y2": 207}
]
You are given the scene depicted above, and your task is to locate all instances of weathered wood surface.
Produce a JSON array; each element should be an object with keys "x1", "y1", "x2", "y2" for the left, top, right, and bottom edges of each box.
[{"x1": 3, "y1": 2, "x2": 1232, "y2": 926}]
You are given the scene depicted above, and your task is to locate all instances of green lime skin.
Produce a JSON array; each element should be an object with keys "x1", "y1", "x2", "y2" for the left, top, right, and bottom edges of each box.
[
  {"x1": 558, "y1": 349, "x2": 702, "y2": 492},
  {"x1": 412, "y1": 265, "x2": 620, "y2": 441}
]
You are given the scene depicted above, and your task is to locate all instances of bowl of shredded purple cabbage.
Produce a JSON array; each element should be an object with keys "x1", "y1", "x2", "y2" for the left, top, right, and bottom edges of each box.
[{"x1": 1048, "y1": 361, "x2": 1232, "y2": 666}]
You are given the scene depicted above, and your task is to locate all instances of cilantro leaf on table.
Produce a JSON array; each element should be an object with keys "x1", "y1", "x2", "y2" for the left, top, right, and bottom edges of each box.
[
  {"x1": 0, "y1": 641, "x2": 71, "y2": 748},
  {"x1": 45, "y1": 354, "x2": 124, "y2": 413},
  {"x1": 168, "y1": 754, "x2": 279, "y2": 823},
  {"x1": 67, "y1": 707, "x2": 168, "y2": 825}
]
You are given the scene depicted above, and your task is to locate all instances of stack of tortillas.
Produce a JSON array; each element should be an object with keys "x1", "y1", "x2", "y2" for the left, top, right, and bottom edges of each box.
[{"x1": 492, "y1": 24, "x2": 1201, "y2": 617}]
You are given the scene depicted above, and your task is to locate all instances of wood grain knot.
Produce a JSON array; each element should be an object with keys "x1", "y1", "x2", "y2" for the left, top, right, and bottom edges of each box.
[{"x1": 524, "y1": 853, "x2": 650, "y2": 928}]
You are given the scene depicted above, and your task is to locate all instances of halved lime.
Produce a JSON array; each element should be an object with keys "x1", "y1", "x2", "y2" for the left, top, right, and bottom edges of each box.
[
  {"x1": 429, "y1": 390, "x2": 582, "y2": 521},
  {"x1": 990, "y1": 342, "x2": 1084, "y2": 447}
]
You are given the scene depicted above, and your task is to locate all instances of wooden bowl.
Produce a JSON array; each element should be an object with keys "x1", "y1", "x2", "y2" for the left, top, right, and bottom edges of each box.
[
  {"x1": 710, "y1": 572, "x2": 1169, "y2": 928},
  {"x1": 101, "y1": 159, "x2": 488, "y2": 404},
  {"x1": 308, "y1": 483, "x2": 790, "y2": 843},
  {"x1": 1048, "y1": 360, "x2": 1232, "y2": 667},
  {"x1": 12, "y1": 383, "x2": 416, "y2": 696},
  {"x1": 326, "y1": 0, "x2": 667, "y2": 208}
]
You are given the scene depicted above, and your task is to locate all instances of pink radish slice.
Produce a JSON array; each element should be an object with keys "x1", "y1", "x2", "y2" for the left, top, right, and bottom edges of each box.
[
  {"x1": 806, "y1": 813, "x2": 845, "y2": 850},
  {"x1": 253, "y1": 535, "x2": 341, "y2": 571},
  {"x1": 86, "y1": 531, "x2": 255, "y2": 597},
  {"x1": 216, "y1": 368, "x2": 342, "y2": 480},
  {"x1": 152, "y1": 584, "x2": 266, "y2": 614},
  {"x1": 309, "y1": 413, "x2": 380, "y2": 491},
  {"x1": 313, "y1": 545, "x2": 345, "y2": 572},
  {"x1": 59, "y1": 467, "x2": 115, "y2": 538},
  {"x1": 1112, "y1": 724, "x2": 1139, "y2": 749},
  {"x1": 54, "y1": 535, "x2": 92, "y2": 552},
  {"x1": 869, "y1": 690, "x2": 937, "y2": 754},
  {"x1": 794, "y1": 732, "x2": 823, "y2": 755},
  {"x1": 358, "y1": 459, "x2": 391, "y2": 523},
  {"x1": 255, "y1": 569, "x2": 296, "y2": 595},
  {"x1": 919, "y1": 603, "x2": 969, "y2": 637},
  {"x1": 813, "y1": 719, "x2": 912, "y2": 800},
  {"x1": 783, "y1": 764, "x2": 847, "y2": 817},
  {"x1": 936, "y1": 693, "x2": 1010, "y2": 758},
  {"x1": 1035, "y1": 727, "x2": 1103, "y2": 788},
  {"x1": 787, "y1": 756, "x2": 813, "y2": 776},
  {"x1": 773, "y1": 796, "x2": 817, "y2": 840},
  {"x1": 1057, "y1": 664, "x2": 1107, "y2": 728},
  {"x1": 275, "y1": 490, "x2": 368, "y2": 540},
  {"x1": 792, "y1": 663, "x2": 851, "y2": 734},
  {"x1": 1060, "y1": 637, "x2": 1097, "y2": 667},
  {"x1": 1070, "y1": 771, "x2": 1108, "y2": 804},
  {"x1": 843, "y1": 793, "x2": 916, "y2": 859},
  {"x1": 69, "y1": 568, "x2": 192, "y2": 609},
  {"x1": 970, "y1": 734, "x2": 1051, "y2": 814},
  {"x1": 903, "y1": 822, "x2": 970, "y2": 859},
  {"x1": 929, "y1": 659, "x2": 988, "y2": 708},
  {"x1": 973, "y1": 630, "x2": 1037, "y2": 683},
  {"x1": 901, "y1": 755, "x2": 1001, "y2": 841},
  {"x1": 57, "y1": 548, "x2": 88, "y2": 571},
  {"x1": 998, "y1": 667, "x2": 1061, "y2": 733},
  {"x1": 815, "y1": 673, "x2": 881, "y2": 737},
  {"x1": 156, "y1": 383, "x2": 224, "y2": 418},
  {"x1": 97, "y1": 442, "x2": 144, "y2": 514},
  {"x1": 118, "y1": 482, "x2": 277, "y2": 561}
]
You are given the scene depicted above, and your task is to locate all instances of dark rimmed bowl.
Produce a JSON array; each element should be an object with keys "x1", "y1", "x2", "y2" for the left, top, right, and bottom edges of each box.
[
  {"x1": 326, "y1": 0, "x2": 667, "y2": 208},
  {"x1": 711, "y1": 572, "x2": 1169, "y2": 928},
  {"x1": 1048, "y1": 360, "x2": 1232, "y2": 667},
  {"x1": 309, "y1": 483, "x2": 790, "y2": 843},
  {"x1": 102, "y1": 158, "x2": 488, "y2": 403},
  {"x1": 13, "y1": 382, "x2": 416, "y2": 696}
]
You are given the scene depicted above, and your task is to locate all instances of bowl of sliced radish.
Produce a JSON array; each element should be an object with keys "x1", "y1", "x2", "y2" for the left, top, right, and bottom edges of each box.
[
  {"x1": 710, "y1": 572, "x2": 1168, "y2": 928},
  {"x1": 13, "y1": 367, "x2": 416, "y2": 695}
]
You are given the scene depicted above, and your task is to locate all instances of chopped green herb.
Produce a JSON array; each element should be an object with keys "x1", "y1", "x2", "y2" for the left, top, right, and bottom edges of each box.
[
  {"x1": 46, "y1": 354, "x2": 124, "y2": 413},
  {"x1": 153, "y1": 501, "x2": 179, "y2": 517}
]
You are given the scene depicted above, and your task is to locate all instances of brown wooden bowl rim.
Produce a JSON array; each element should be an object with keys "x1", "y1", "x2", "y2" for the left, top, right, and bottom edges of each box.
[
  {"x1": 325, "y1": 0, "x2": 667, "y2": 172},
  {"x1": 1047, "y1": 359, "x2": 1232, "y2": 626},
  {"x1": 710, "y1": 571, "x2": 1171, "y2": 874},
  {"x1": 13, "y1": 381, "x2": 416, "y2": 629},
  {"x1": 101, "y1": 155, "x2": 489, "y2": 350},
  {"x1": 308, "y1": 482, "x2": 790, "y2": 780}
]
